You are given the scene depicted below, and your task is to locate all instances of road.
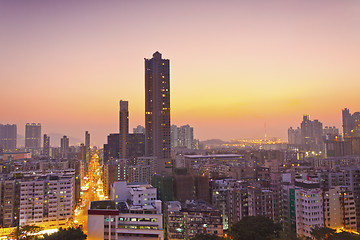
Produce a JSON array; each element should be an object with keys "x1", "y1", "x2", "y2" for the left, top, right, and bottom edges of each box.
[{"x1": 71, "y1": 151, "x2": 106, "y2": 234}]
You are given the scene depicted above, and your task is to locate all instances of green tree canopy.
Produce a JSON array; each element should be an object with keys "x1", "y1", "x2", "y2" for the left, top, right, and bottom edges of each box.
[
  {"x1": 229, "y1": 216, "x2": 282, "y2": 240},
  {"x1": 311, "y1": 227, "x2": 360, "y2": 240},
  {"x1": 43, "y1": 227, "x2": 87, "y2": 240},
  {"x1": 11, "y1": 225, "x2": 43, "y2": 240},
  {"x1": 190, "y1": 233, "x2": 225, "y2": 240}
]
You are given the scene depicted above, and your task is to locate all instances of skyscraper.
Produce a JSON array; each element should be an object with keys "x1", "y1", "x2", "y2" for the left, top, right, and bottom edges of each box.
[
  {"x1": 85, "y1": 131, "x2": 90, "y2": 163},
  {"x1": 342, "y1": 108, "x2": 360, "y2": 138},
  {"x1": 343, "y1": 108, "x2": 352, "y2": 137},
  {"x1": 145, "y1": 51, "x2": 171, "y2": 171},
  {"x1": 25, "y1": 123, "x2": 41, "y2": 149},
  {"x1": 43, "y1": 134, "x2": 50, "y2": 157},
  {"x1": 119, "y1": 100, "x2": 129, "y2": 159},
  {"x1": 60, "y1": 135, "x2": 69, "y2": 159},
  {"x1": 0, "y1": 124, "x2": 17, "y2": 151}
]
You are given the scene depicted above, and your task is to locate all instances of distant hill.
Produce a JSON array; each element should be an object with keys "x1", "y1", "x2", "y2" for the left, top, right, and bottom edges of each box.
[{"x1": 200, "y1": 139, "x2": 228, "y2": 145}]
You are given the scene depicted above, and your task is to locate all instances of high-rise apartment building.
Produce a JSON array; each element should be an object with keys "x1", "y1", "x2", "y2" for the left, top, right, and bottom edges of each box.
[
  {"x1": 119, "y1": 100, "x2": 129, "y2": 159},
  {"x1": 344, "y1": 166, "x2": 360, "y2": 232},
  {"x1": 133, "y1": 125, "x2": 145, "y2": 134},
  {"x1": 145, "y1": 52, "x2": 171, "y2": 171},
  {"x1": 103, "y1": 133, "x2": 120, "y2": 163},
  {"x1": 43, "y1": 134, "x2": 50, "y2": 157},
  {"x1": 295, "y1": 180, "x2": 323, "y2": 238},
  {"x1": 60, "y1": 135, "x2": 69, "y2": 159},
  {"x1": 171, "y1": 124, "x2": 198, "y2": 149},
  {"x1": 342, "y1": 108, "x2": 360, "y2": 138},
  {"x1": 165, "y1": 200, "x2": 223, "y2": 240},
  {"x1": 0, "y1": 124, "x2": 17, "y2": 151},
  {"x1": 19, "y1": 174, "x2": 75, "y2": 228},
  {"x1": 85, "y1": 131, "x2": 90, "y2": 163},
  {"x1": 25, "y1": 123, "x2": 41, "y2": 149},
  {"x1": 323, "y1": 186, "x2": 357, "y2": 231}
]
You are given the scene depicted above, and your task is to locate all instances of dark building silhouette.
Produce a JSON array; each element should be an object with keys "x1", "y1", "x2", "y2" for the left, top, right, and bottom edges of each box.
[
  {"x1": 103, "y1": 133, "x2": 120, "y2": 163},
  {"x1": 85, "y1": 131, "x2": 91, "y2": 163},
  {"x1": 60, "y1": 135, "x2": 69, "y2": 159},
  {"x1": 43, "y1": 134, "x2": 50, "y2": 157},
  {"x1": 0, "y1": 124, "x2": 17, "y2": 151},
  {"x1": 128, "y1": 133, "x2": 145, "y2": 158},
  {"x1": 119, "y1": 100, "x2": 129, "y2": 159},
  {"x1": 342, "y1": 108, "x2": 360, "y2": 138},
  {"x1": 25, "y1": 123, "x2": 41, "y2": 149},
  {"x1": 145, "y1": 51, "x2": 171, "y2": 171},
  {"x1": 288, "y1": 115, "x2": 323, "y2": 151}
]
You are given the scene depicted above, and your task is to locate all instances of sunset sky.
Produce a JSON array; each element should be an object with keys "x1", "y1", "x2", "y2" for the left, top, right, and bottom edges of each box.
[{"x1": 1, "y1": 0, "x2": 360, "y2": 146}]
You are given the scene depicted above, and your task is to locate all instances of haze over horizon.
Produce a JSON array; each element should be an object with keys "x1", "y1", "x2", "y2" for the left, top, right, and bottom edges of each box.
[{"x1": 1, "y1": 0, "x2": 360, "y2": 146}]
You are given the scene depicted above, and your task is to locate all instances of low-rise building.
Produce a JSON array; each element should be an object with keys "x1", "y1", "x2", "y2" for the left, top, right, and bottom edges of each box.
[
  {"x1": 88, "y1": 200, "x2": 164, "y2": 240},
  {"x1": 165, "y1": 200, "x2": 223, "y2": 240}
]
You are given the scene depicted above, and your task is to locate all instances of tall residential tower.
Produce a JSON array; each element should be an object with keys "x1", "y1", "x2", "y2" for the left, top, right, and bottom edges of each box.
[
  {"x1": 119, "y1": 100, "x2": 129, "y2": 159},
  {"x1": 25, "y1": 123, "x2": 41, "y2": 149},
  {"x1": 145, "y1": 52, "x2": 171, "y2": 171}
]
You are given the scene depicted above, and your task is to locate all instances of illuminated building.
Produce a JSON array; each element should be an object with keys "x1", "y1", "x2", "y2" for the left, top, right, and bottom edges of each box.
[
  {"x1": 88, "y1": 182, "x2": 164, "y2": 240},
  {"x1": 282, "y1": 183, "x2": 297, "y2": 233},
  {"x1": 103, "y1": 159, "x2": 127, "y2": 197},
  {"x1": 119, "y1": 100, "x2": 129, "y2": 159},
  {"x1": 295, "y1": 180, "x2": 323, "y2": 238},
  {"x1": 127, "y1": 157, "x2": 155, "y2": 184},
  {"x1": 110, "y1": 181, "x2": 157, "y2": 206},
  {"x1": 0, "y1": 124, "x2": 17, "y2": 151},
  {"x1": 19, "y1": 174, "x2": 75, "y2": 228},
  {"x1": 145, "y1": 51, "x2": 171, "y2": 172},
  {"x1": 211, "y1": 179, "x2": 238, "y2": 230},
  {"x1": 323, "y1": 186, "x2": 357, "y2": 231},
  {"x1": 323, "y1": 126, "x2": 340, "y2": 141},
  {"x1": 60, "y1": 135, "x2": 69, "y2": 159},
  {"x1": 25, "y1": 123, "x2": 41, "y2": 149},
  {"x1": 342, "y1": 108, "x2": 360, "y2": 138},
  {"x1": 0, "y1": 179, "x2": 20, "y2": 227},
  {"x1": 301, "y1": 115, "x2": 323, "y2": 151},
  {"x1": 88, "y1": 200, "x2": 163, "y2": 240},
  {"x1": 165, "y1": 200, "x2": 223, "y2": 240},
  {"x1": 344, "y1": 166, "x2": 360, "y2": 232},
  {"x1": 43, "y1": 134, "x2": 50, "y2": 157},
  {"x1": 248, "y1": 187, "x2": 274, "y2": 220}
]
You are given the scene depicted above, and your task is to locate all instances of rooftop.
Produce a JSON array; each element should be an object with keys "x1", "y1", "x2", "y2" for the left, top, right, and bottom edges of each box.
[
  {"x1": 184, "y1": 154, "x2": 244, "y2": 158},
  {"x1": 90, "y1": 200, "x2": 117, "y2": 210}
]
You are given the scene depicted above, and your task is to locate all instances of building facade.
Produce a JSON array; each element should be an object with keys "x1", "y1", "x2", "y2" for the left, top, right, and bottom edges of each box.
[
  {"x1": 0, "y1": 124, "x2": 17, "y2": 151},
  {"x1": 145, "y1": 51, "x2": 171, "y2": 171},
  {"x1": 119, "y1": 100, "x2": 129, "y2": 159},
  {"x1": 25, "y1": 123, "x2": 41, "y2": 149}
]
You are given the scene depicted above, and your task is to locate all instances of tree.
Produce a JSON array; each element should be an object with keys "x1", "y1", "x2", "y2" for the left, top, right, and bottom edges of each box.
[
  {"x1": 311, "y1": 227, "x2": 336, "y2": 240},
  {"x1": 43, "y1": 227, "x2": 87, "y2": 240},
  {"x1": 190, "y1": 233, "x2": 225, "y2": 240},
  {"x1": 11, "y1": 225, "x2": 43, "y2": 240},
  {"x1": 229, "y1": 216, "x2": 282, "y2": 240},
  {"x1": 271, "y1": 230, "x2": 299, "y2": 240},
  {"x1": 311, "y1": 227, "x2": 360, "y2": 240}
]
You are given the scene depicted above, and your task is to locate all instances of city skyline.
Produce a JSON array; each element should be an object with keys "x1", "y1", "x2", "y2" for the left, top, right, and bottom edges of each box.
[{"x1": 1, "y1": 1, "x2": 360, "y2": 146}]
